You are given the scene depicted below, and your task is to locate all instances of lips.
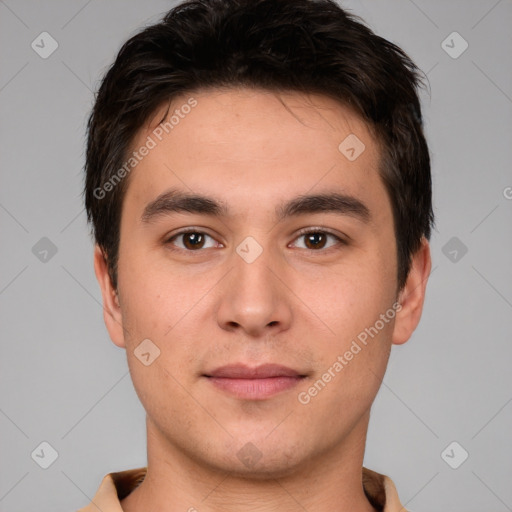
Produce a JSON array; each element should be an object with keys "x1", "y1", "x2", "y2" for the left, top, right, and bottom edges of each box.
[
  {"x1": 204, "y1": 363, "x2": 305, "y2": 379},
  {"x1": 203, "y1": 364, "x2": 307, "y2": 400}
]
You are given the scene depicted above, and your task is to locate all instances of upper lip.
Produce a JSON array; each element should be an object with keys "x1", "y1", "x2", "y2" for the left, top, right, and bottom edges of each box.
[{"x1": 205, "y1": 364, "x2": 304, "y2": 379}]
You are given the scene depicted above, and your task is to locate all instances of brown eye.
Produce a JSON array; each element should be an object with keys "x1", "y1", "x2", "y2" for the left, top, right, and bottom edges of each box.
[
  {"x1": 166, "y1": 230, "x2": 219, "y2": 251},
  {"x1": 182, "y1": 232, "x2": 205, "y2": 250},
  {"x1": 303, "y1": 232, "x2": 328, "y2": 249},
  {"x1": 291, "y1": 229, "x2": 345, "y2": 251}
]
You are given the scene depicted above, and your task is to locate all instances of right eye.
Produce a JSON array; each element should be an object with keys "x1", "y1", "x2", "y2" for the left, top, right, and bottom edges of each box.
[{"x1": 165, "y1": 229, "x2": 223, "y2": 252}]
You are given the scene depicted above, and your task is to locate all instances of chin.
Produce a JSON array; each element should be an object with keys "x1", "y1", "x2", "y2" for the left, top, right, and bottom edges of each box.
[{"x1": 204, "y1": 434, "x2": 313, "y2": 480}]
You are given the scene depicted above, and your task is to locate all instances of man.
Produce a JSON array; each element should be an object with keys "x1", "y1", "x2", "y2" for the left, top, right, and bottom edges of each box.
[{"x1": 80, "y1": 0, "x2": 433, "y2": 510}]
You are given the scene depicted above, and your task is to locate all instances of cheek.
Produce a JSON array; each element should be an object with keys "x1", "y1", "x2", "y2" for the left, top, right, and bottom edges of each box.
[
  {"x1": 127, "y1": 355, "x2": 199, "y2": 435},
  {"x1": 296, "y1": 256, "x2": 393, "y2": 332},
  {"x1": 118, "y1": 254, "x2": 210, "y2": 377},
  {"x1": 291, "y1": 251, "x2": 396, "y2": 388},
  {"x1": 117, "y1": 248, "x2": 194, "y2": 338}
]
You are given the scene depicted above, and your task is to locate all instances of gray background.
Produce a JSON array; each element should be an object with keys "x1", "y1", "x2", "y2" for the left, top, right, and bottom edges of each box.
[{"x1": 0, "y1": 1, "x2": 511, "y2": 511}]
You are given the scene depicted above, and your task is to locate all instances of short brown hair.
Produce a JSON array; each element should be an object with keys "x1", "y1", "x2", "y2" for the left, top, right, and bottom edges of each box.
[{"x1": 84, "y1": 0, "x2": 434, "y2": 291}]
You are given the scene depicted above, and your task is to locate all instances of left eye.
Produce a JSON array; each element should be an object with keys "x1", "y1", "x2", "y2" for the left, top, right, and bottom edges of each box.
[
  {"x1": 290, "y1": 230, "x2": 343, "y2": 250},
  {"x1": 165, "y1": 229, "x2": 344, "y2": 252}
]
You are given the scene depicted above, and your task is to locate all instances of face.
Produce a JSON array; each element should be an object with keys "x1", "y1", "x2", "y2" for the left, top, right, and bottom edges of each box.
[{"x1": 95, "y1": 87, "x2": 430, "y2": 477}]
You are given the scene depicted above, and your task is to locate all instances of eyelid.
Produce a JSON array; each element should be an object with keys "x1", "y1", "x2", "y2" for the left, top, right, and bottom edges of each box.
[
  {"x1": 293, "y1": 226, "x2": 348, "y2": 242},
  {"x1": 165, "y1": 226, "x2": 223, "y2": 247},
  {"x1": 290, "y1": 226, "x2": 348, "y2": 250}
]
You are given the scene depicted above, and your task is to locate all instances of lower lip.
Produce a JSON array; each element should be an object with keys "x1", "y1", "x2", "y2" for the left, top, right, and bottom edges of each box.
[{"x1": 206, "y1": 376, "x2": 304, "y2": 400}]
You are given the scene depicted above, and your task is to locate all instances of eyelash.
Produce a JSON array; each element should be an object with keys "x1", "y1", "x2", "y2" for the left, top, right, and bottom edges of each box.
[{"x1": 164, "y1": 227, "x2": 347, "y2": 253}]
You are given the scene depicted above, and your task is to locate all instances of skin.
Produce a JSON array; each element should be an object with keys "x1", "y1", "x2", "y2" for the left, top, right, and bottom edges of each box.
[{"x1": 94, "y1": 87, "x2": 431, "y2": 512}]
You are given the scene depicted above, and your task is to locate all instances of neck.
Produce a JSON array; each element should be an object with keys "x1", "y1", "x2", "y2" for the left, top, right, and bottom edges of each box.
[{"x1": 121, "y1": 413, "x2": 377, "y2": 512}]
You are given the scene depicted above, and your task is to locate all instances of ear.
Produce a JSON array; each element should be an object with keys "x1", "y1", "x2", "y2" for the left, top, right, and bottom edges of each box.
[
  {"x1": 93, "y1": 244, "x2": 126, "y2": 348},
  {"x1": 392, "y1": 237, "x2": 432, "y2": 345}
]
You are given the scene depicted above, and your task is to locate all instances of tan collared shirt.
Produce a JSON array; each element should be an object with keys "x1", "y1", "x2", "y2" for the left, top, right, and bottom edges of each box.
[{"x1": 77, "y1": 466, "x2": 407, "y2": 511}]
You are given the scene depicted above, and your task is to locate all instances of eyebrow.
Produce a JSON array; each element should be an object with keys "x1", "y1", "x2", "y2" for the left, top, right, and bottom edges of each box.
[{"x1": 141, "y1": 188, "x2": 371, "y2": 224}]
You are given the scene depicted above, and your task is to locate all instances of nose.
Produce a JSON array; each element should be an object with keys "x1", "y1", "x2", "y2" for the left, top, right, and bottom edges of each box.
[{"x1": 215, "y1": 243, "x2": 293, "y2": 338}]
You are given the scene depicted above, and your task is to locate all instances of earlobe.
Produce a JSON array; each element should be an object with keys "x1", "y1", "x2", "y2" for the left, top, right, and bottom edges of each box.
[
  {"x1": 93, "y1": 244, "x2": 126, "y2": 348},
  {"x1": 392, "y1": 237, "x2": 432, "y2": 345}
]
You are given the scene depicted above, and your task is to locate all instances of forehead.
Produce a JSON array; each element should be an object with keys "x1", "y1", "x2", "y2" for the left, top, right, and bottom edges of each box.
[
  {"x1": 143, "y1": 87, "x2": 376, "y2": 158},
  {"x1": 121, "y1": 87, "x2": 386, "y2": 221}
]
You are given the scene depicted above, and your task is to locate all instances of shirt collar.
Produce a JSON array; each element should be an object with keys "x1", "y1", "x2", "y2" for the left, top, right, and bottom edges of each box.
[{"x1": 78, "y1": 466, "x2": 407, "y2": 512}]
